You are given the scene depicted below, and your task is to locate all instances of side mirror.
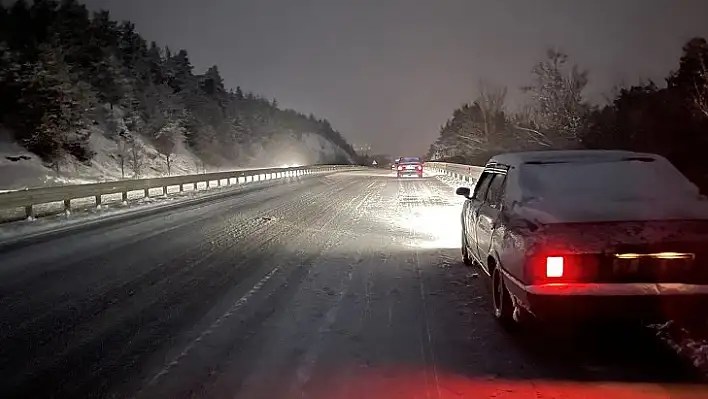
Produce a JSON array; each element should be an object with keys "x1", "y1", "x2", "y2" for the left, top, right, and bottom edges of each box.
[{"x1": 455, "y1": 187, "x2": 471, "y2": 198}]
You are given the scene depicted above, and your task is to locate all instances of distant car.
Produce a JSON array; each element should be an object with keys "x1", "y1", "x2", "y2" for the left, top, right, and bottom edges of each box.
[
  {"x1": 396, "y1": 157, "x2": 423, "y2": 178},
  {"x1": 456, "y1": 150, "x2": 708, "y2": 328}
]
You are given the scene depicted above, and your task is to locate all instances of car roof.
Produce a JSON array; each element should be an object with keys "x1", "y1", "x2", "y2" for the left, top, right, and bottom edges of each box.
[
  {"x1": 486, "y1": 149, "x2": 677, "y2": 206},
  {"x1": 488, "y1": 150, "x2": 663, "y2": 167}
]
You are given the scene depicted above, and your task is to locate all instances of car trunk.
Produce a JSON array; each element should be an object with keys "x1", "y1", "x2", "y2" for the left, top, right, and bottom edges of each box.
[
  {"x1": 529, "y1": 220, "x2": 708, "y2": 284},
  {"x1": 397, "y1": 162, "x2": 422, "y2": 173}
]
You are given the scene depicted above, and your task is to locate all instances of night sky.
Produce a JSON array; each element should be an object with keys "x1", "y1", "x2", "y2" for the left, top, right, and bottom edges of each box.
[{"x1": 81, "y1": 0, "x2": 708, "y2": 156}]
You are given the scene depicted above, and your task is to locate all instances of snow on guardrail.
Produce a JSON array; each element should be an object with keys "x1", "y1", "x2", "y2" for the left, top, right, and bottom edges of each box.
[
  {"x1": 0, "y1": 164, "x2": 361, "y2": 222},
  {"x1": 425, "y1": 161, "x2": 484, "y2": 189}
]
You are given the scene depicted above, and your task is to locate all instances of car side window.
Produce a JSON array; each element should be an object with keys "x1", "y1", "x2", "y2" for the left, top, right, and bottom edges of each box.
[
  {"x1": 472, "y1": 172, "x2": 494, "y2": 200},
  {"x1": 484, "y1": 173, "x2": 507, "y2": 208}
]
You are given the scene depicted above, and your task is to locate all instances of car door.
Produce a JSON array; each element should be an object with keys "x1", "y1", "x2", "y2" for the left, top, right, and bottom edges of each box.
[
  {"x1": 474, "y1": 172, "x2": 507, "y2": 274},
  {"x1": 465, "y1": 172, "x2": 494, "y2": 261}
]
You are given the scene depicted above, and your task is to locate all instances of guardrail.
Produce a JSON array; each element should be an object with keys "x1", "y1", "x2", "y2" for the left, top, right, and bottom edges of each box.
[
  {"x1": 0, "y1": 164, "x2": 360, "y2": 220},
  {"x1": 424, "y1": 162, "x2": 485, "y2": 183}
]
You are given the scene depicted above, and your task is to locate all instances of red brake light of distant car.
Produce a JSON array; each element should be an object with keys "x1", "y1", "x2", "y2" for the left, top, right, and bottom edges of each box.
[{"x1": 397, "y1": 165, "x2": 404, "y2": 170}]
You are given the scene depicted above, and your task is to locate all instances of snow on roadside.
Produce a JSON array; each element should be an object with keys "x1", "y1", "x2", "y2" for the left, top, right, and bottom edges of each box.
[
  {"x1": 0, "y1": 173, "x2": 310, "y2": 241},
  {"x1": 650, "y1": 321, "x2": 708, "y2": 375},
  {"x1": 0, "y1": 182, "x2": 206, "y2": 223},
  {"x1": 0, "y1": 131, "x2": 205, "y2": 191},
  {"x1": 0, "y1": 116, "x2": 354, "y2": 192},
  {"x1": 434, "y1": 172, "x2": 477, "y2": 191}
]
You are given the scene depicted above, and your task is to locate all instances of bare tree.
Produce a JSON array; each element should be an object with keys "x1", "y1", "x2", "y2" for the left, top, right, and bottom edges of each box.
[
  {"x1": 447, "y1": 103, "x2": 488, "y2": 153},
  {"x1": 153, "y1": 120, "x2": 183, "y2": 176},
  {"x1": 693, "y1": 56, "x2": 708, "y2": 120},
  {"x1": 128, "y1": 136, "x2": 145, "y2": 178},
  {"x1": 510, "y1": 104, "x2": 552, "y2": 149},
  {"x1": 477, "y1": 80, "x2": 508, "y2": 141},
  {"x1": 513, "y1": 125, "x2": 553, "y2": 148},
  {"x1": 522, "y1": 48, "x2": 590, "y2": 148},
  {"x1": 514, "y1": 103, "x2": 538, "y2": 126},
  {"x1": 115, "y1": 131, "x2": 130, "y2": 179}
]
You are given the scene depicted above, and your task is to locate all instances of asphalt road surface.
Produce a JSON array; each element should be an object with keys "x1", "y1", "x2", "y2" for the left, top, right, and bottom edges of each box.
[{"x1": 0, "y1": 170, "x2": 705, "y2": 398}]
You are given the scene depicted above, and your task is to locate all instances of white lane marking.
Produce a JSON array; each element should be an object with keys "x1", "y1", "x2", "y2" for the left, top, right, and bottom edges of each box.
[{"x1": 146, "y1": 267, "x2": 280, "y2": 387}]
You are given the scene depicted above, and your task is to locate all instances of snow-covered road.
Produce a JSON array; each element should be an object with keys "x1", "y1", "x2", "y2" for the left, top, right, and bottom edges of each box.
[{"x1": 0, "y1": 169, "x2": 704, "y2": 398}]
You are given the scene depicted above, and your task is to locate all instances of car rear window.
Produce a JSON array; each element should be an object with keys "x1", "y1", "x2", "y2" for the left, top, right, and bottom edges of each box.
[
  {"x1": 518, "y1": 158, "x2": 699, "y2": 201},
  {"x1": 400, "y1": 157, "x2": 421, "y2": 163}
]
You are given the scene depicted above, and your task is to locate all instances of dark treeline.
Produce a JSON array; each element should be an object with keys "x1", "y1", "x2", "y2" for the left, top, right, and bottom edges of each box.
[
  {"x1": 428, "y1": 39, "x2": 708, "y2": 189},
  {"x1": 0, "y1": 0, "x2": 356, "y2": 176}
]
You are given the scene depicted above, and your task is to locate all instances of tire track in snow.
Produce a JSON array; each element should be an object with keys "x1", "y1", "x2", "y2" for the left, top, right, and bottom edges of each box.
[
  {"x1": 406, "y1": 179, "x2": 443, "y2": 398},
  {"x1": 2, "y1": 176, "x2": 359, "y2": 398},
  {"x1": 134, "y1": 175, "x2": 367, "y2": 398},
  {"x1": 285, "y1": 189, "x2": 367, "y2": 397}
]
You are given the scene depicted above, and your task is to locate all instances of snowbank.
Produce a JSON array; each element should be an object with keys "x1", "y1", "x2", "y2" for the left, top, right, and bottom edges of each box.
[
  {"x1": 0, "y1": 129, "x2": 204, "y2": 190},
  {"x1": 0, "y1": 142, "x2": 65, "y2": 189},
  {"x1": 0, "y1": 124, "x2": 353, "y2": 191},
  {"x1": 434, "y1": 171, "x2": 477, "y2": 192},
  {"x1": 0, "y1": 172, "x2": 295, "y2": 241},
  {"x1": 650, "y1": 321, "x2": 708, "y2": 375}
]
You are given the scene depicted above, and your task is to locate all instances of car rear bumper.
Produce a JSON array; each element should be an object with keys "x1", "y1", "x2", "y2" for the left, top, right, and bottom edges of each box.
[
  {"x1": 397, "y1": 170, "x2": 423, "y2": 176},
  {"x1": 503, "y1": 273, "x2": 708, "y2": 322}
]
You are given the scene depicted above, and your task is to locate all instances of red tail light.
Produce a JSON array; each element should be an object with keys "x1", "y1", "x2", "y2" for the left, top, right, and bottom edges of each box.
[
  {"x1": 546, "y1": 256, "x2": 564, "y2": 277},
  {"x1": 397, "y1": 165, "x2": 404, "y2": 170},
  {"x1": 527, "y1": 254, "x2": 599, "y2": 284},
  {"x1": 416, "y1": 165, "x2": 423, "y2": 170}
]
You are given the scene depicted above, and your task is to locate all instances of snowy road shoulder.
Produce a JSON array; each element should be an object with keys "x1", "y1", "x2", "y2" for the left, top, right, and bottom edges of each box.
[{"x1": 0, "y1": 175, "x2": 310, "y2": 247}]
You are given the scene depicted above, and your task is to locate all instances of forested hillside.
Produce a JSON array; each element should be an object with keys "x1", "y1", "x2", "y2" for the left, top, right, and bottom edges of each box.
[
  {"x1": 428, "y1": 39, "x2": 708, "y2": 189},
  {"x1": 0, "y1": 0, "x2": 356, "y2": 184}
]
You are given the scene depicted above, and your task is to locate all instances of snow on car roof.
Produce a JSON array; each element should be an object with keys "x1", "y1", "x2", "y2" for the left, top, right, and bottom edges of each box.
[
  {"x1": 495, "y1": 150, "x2": 670, "y2": 203},
  {"x1": 489, "y1": 149, "x2": 658, "y2": 166},
  {"x1": 498, "y1": 150, "x2": 708, "y2": 223},
  {"x1": 518, "y1": 157, "x2": 698, "y2": 200}
]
